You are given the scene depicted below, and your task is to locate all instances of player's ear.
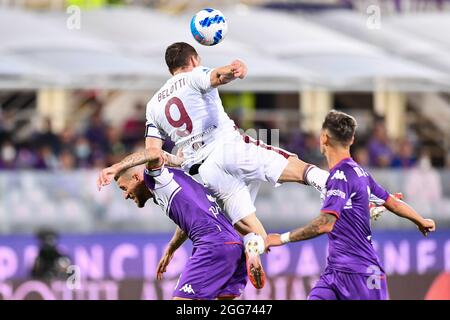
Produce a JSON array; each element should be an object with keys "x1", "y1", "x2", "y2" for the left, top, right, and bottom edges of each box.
[
  {"x1": 320, "y1": 130, "x2": 328, "y2": 145},
  {"x1": 191, "y1": 55, "x2": 200, "y2": 67},
  {"x1": 349, "y1": 135, "x2": 355, "y2": 147},
  {"x1": 132, "y1": 173, "x2": 140, "y2": 182}
]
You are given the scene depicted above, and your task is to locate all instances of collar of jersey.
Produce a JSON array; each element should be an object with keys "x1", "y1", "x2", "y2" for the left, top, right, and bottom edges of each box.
[{"x1": 330, "y1": 157, "x2": 353, "y2": 171}]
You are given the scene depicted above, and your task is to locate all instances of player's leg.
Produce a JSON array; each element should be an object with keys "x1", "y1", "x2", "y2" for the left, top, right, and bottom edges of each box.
[
  {"x1": 234, "y1": 132, "x2": 329, "y2": 194},
  {"x1": 216, "y1": 187, "x2": 266, "y2": 289},
  {"x1": 232, "y1": 181, "x2": 266, "y2": 237},
  {"x1": 236, "y1": 131, "x2": 394, "y2": 210},
  {"x1": 198, "y1": 157, "x2": 266, "y2": 289},
  {"x1": 233, "y1": 212, "x2": 267, "y2": 237},
  {"x1": 279, "y1": 150, "x2": 400, "y2": 216},
  {"x1": 278, "y1": 156, "x2": 329, "y2": 193}
]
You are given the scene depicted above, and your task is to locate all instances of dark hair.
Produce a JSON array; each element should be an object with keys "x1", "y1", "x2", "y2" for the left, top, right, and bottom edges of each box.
[
  {"x1": 322, "y1": 109, "x2": 357, "y2": 146},
  {"x1": 165, "y1": 42, "x2": 198, "y2": 74}
]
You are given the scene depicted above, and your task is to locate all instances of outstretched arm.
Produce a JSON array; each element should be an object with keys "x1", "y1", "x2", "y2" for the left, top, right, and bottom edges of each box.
[
  {"x1": 383, "y1": 195, "x2": 436, "y2": 236},
  {"x1": 156, "y1": 227, "x2": 188, "y2": 280},
  {"x1": 97, "y1": 137, "x2": 164, "y2": 190},
  {"x1": 166, "y1": 226, "x2": 188, "y2": 253},
  {"x1": 210, "y1": 59, "x2": 247, "y2": 87},
  {"x1": 265, "y1": 212, "x2": 336, "y2": 249}
]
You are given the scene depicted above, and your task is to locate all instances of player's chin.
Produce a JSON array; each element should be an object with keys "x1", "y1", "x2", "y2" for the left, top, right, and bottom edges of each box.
[{"x1": 135, "y1": 198, "x2": 147, "y2": 208}]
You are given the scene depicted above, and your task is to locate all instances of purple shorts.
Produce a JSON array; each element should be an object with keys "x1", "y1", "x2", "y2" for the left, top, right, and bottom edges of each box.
[
  {"x1": 173, "y1": 243, "x2": 247, "y2": 300},
  {"x1": 308, "y1": 268, "x2": 388, "y2": 300}
]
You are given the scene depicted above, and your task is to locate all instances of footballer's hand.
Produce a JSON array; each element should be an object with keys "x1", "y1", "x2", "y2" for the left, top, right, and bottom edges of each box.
[
  {"x1": 163, "y1": 150, "x2": 184, "y2": 168},
  {"x1": 231, "y1": 59, "x2": 247, "y2": 79},
  {"x1": 418, "y1": 218, "x2": 436, "y2": 237},
  {"x1": 265, "y1": 233, "x2": 283, "y2": 251},
  {"x1": 156, "y1": 250, "x2": 174, "y2": 280},
  {"x1": 97, "y1": 164, "x2": 120, "y2": 191},
  {"x1": 176, "y1": 148, "x2": 185, "y2": 161}
]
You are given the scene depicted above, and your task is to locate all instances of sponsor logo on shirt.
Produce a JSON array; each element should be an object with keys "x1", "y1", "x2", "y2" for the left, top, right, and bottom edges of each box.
[
  {"x1": 331, "y1": 170, "x2": 347, "y2": 182},
  {"x1": 179, "y1": 284, "x2": 196, "y2": 294},
  {"x1": 178, "y1": 125, "x2": 217, "y2": 151},
  {"x1": 326, "y1": 189, "x2": 346, "y2": 199}
]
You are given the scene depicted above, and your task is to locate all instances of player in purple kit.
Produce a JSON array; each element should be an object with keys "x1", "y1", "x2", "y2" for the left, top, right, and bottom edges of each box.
[
  {"x1": 115, "y1": 160, "x2": 247, "y2": 300},
  {"x1": 265, "y1": 110, "x2": 436, "y2": 300}
]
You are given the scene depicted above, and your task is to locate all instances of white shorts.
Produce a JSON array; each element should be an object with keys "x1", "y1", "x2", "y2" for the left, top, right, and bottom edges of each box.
[{"x1": 198, "y1": 131, "x2": 292, "y2": 225}]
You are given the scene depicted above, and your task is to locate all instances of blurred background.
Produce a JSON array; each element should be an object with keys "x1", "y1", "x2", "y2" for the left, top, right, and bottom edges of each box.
[{"x1": 0, "y1": 0, "x2": 449, "y2": 300}]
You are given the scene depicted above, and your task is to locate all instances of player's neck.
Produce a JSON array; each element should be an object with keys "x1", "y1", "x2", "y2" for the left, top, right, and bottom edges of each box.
[
  {"x1": 326, "y1": 149, "x2": 351, "y2": 170},
  {"x1": 173, "y1": 66, "x2": 194, "y2": 75}
]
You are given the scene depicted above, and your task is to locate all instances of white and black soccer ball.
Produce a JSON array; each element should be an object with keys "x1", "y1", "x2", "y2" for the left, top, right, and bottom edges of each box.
[{"x1": 190, "y1": 8, "x2": 228, "y2": 46}]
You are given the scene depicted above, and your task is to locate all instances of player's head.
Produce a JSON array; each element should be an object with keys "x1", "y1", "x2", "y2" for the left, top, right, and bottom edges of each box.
[
  {"x1": 320, "y1": 109, "x2": 357, "y2": 155},
  {"x1": 115, "y1": 165, "x2": 153, "y2": 208},
  {"x1": 165, "y1": 42, "x2": 200, "y2": 75}
]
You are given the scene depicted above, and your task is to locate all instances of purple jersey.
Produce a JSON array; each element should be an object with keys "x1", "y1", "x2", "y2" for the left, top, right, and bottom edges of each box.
[
  {"x1": 321, "y1": 158, "x2": 389, "y2": 274},
  {"x1": 144, "y1": 168, "x2": 242, "y2": 247}
]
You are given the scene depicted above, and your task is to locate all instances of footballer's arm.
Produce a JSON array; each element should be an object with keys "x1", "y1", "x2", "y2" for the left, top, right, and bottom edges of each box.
[
  {"x1": 167, "y1": 226, "x2": 188, "y2": 253},
  {"x1": 157, "y1": 227, "x2": 188, "y2": 280},
  {"x1": 210, "y1": 59, "x2": 247, "y2": 87},
  {"x1": 383, "y1": 195, "x2": 436, "y2": 236},
  {"x1": 97, "y1": 137, "x2": 183, "y2": 189},
  {"x1": 265, "y1": 212, "x2": 336, "y2": 249}
]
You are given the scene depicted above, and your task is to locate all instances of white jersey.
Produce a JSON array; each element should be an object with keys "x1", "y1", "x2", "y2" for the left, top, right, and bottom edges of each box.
[{"x1": 145, "y1": 66, "x2": 237, "y2": 170}]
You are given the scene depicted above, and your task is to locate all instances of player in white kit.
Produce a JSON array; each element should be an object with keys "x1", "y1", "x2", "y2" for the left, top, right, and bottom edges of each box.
[{"x1": 97, "y1": 42, "x2": 333, "y2": 289}]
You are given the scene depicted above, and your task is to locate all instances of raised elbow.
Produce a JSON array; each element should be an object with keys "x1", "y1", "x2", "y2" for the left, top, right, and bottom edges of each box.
[
  {"x1": 321, "y1": 223, "x2": 335, "y2": 234},
  {"x1": 319, "y1": 212, "x2": 337, "y2": 233}
]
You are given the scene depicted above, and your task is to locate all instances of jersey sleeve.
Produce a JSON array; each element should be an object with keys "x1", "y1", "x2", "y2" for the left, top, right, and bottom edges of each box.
[
  {"x1": 368, "y1": 174, "x2": 390, "y2": 205},
  {"x1": 320, "y1": 170, "x2": 352, "y2": 219},
  {"x1": 189, "y1": 66, "x2": 214, "y2": 93},
  {"x1": 145, "y1": 103, "x2": 166, "y2": 140}
]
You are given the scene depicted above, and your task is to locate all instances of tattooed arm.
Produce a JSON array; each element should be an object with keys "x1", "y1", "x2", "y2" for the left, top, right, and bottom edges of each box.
[
  {"x1": 97, "y1": 145, "x2": 161, "y2": 190},
  {"x1": 166, "y1": 226, "x2": 188, "y2": 253},
  {"x1": 119, "y1": 146, "x2": 162, "y2": 172},
  {"x1": 265, "y1": 213, "x2": 336, "y2": 249},
  {"x1": 97, "y1": 137, "x2": 184, "y2": 190},
  {"x1": 156, "y1": 227, "x2": 188, "y2": 280}
]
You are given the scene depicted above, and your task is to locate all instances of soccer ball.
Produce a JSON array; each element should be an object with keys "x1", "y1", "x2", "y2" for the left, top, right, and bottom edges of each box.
[{"x1": 190, "y1": 8, "x2": 228, "y2": 46}]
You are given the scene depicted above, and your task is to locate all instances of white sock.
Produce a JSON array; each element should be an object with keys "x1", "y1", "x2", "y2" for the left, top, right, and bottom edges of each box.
[
  {"x1": 243, "y1": 232, "x2": 265, "y2": 255},
  {"x1": 304, "y1": 165, "x2": 329, "y2": 193}
]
